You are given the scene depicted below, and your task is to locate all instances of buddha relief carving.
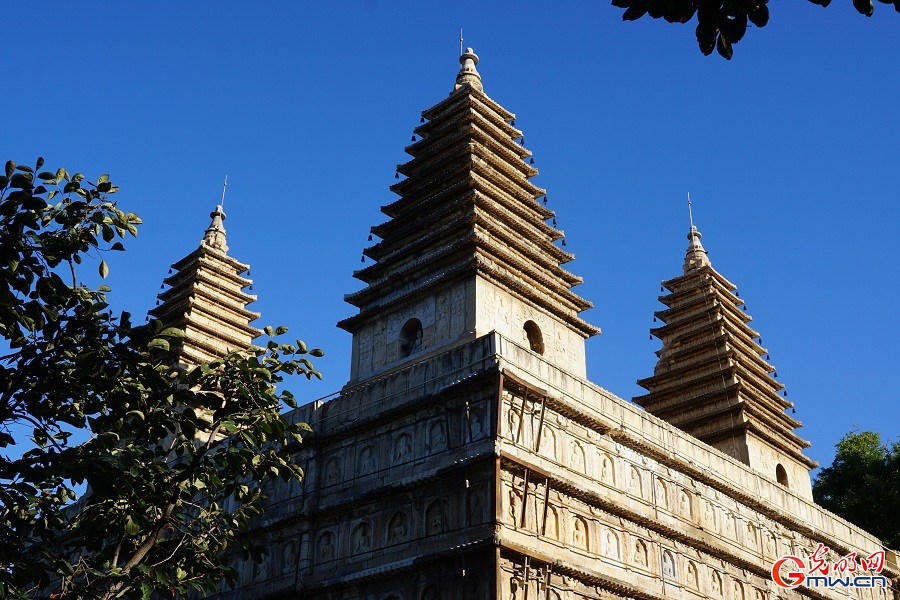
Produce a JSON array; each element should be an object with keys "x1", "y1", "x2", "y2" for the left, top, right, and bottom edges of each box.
[
  {"x1": 469, "y1": 407, "x2": 485, "y2": 441},
  {"x1": 662, "y1": 550, "x2": 676, "y2": 579},
  {"x1": 629, "y1": 466, "x2": 643, "y2": 498},
  {"x1": 704, "y1": 500, "x2": 717, "y2": 530},
  {"x1": 544, "y1": 505, "x2": 559, "y2": 539},
  {"x1": 633, "y1": 539, "x2": 648, "y2": 567},
  {"x1": 324, "y1": 456, "x2": 341, "y2": 486},
  {"x1": 251, "y1": 555, "x2": 268, "y2": 582},
  {"x1": 539, "y1": 427, "x2": 557, "y2": 459},
  {"x1": 655, "y1": 477, "x2": 668, "y2": 509},
  {"x1": 711, "y1": 570, "x2": 723, "y2": 596},
  {"x1": 388, "y1": 511, "x2": 408, "y2": 543},
  {"x1": 428, "y1": 420, "x2": 447, "y2": 452},
  {"x1": 357, "y1": 445, "x2": 376, "y2": 475},
  {"x1": 570, "y1": 441, "x2": 585, "y2": 473},
  {"x1": 687, "y1": 561, "x2": 699, "y2": 590},
  {"x1": 602, "y1": 528, "x2": 620, "y2": 558},
  {"x1": 281, "y1": 540, "x2": 296, "y2": 574},
  {"x1": 393, "y1": 432, "x2": 412, "y2": 462},
  {"x1": 425, "y1": 499, "x2": 449, "y2": 535},
  {"x1": 679, "y1": 489, "x2": 693, "y2": 519},
  {"x1": 599, "y1": 452, "x2": 615, "y2": 485},
  {"x1": 572, "y1": 516, "x2": 589, "y2": 550},
  {"x1": 317, "y1": 531, "x2": 335, "y2": 561},
  {"x1": 351, "y1": 522, "x2": 371, "y2": 553},
  {"x1": 467, "y1": 485, "x2": 486, "y2": 525}
]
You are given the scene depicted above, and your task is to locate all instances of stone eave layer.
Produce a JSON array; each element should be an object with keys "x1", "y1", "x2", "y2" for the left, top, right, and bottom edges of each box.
[{"x1": 151, "y1": 244, "x2": 262, "y2": 367}]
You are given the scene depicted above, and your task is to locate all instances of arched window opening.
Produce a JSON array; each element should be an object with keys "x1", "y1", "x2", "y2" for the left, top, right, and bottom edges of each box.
[
  {"x1": 776, "y1": 464, "x2": 789, "y2": 488},
  {"x1": 524, "y1": 320, "x2": 544, "y2": 355},
  {"x1": 400, "y1": 318, "x2": 423, "y2": 357}
]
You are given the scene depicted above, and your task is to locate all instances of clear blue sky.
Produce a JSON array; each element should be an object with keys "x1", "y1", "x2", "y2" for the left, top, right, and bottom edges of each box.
[{"x1": 6, "y1": 1, "x2": 899, "y2": 472}]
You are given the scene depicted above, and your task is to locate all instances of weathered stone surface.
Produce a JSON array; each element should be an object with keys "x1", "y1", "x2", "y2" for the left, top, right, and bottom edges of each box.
[
  {"x1": 204, "y1": 334, "x2": 896, "y2": 600},
  {"x1": 186, "y1": 52, "x2": 896, "y2": 600}
]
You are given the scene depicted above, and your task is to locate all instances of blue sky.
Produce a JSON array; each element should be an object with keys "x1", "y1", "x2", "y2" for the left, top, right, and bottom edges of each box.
[{"x1": 6, "y1": 1, "x2": 899, "y2": 471}]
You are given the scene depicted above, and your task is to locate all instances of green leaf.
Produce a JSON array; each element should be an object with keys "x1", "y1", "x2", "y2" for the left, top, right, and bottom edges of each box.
[
  {"x1": 98, "y1": 173, "x2": 109, "y2": 184},
  {"x1": 125, "y1": 515, "x2": 141, "y2": 536},
  {"x1": 99, "y1": 259, "x2": 109, "y2": 279},
  {"x1": 36, "y1": 156, "x2": 44, "y2": 170},
  {"x1": 5, "y1": 160, "x2": 15, "y2": 178},
  {"x1": 126, "y1": 410, "x2": 145, "y2": 421},
  {"x1": 158, "y1": 327, "x2": 186, "y2": 338},
  {"x1": 310, "y1": 348, "x2": 324, "y2": 357},
  {"x1": 147, "y1": 338, "x2": 170, "y2": 351}
]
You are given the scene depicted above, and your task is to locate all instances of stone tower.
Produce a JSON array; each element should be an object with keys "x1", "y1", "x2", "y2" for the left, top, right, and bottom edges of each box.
[
  {"x1": 204, "y1": 51, "x2": 898, "y2": 600},
  {"x1": 149, "y1": 204, "x2": 261, "y2": 367},
  {"x1": 634, "y1": 225, "x2": 817, "y2": 500},
  {"x1": 339, "y1": 47, "x2": 599, "y2": 384}
]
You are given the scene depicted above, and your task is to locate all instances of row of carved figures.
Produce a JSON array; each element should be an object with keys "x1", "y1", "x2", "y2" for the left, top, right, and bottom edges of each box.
[
  {"x1": 503, "y1": 401, "x2": 835, "y2": 563},
  {"x1": 314, "y1": 485, "x2": 488, "y2": 563},
  {"x1": 320, "y1": 407, "x2": 488, "y2": 487}
]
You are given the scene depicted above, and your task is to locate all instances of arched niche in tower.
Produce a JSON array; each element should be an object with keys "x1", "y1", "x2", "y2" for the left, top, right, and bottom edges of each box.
[
  {"x1": 399, "y1": 318, "x2": 423, "y2": 357},
  {"x1": 776, "y1": 463, "x2": 789, "y2": 488},
  {"x1": 523, "y1": 320, "x2": 544, "y2": 355}
]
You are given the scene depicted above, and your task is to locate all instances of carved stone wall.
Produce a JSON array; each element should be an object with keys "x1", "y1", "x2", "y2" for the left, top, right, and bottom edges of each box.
[{"x1": 203, "y1": 334, "x2": 897, "y2": 600}]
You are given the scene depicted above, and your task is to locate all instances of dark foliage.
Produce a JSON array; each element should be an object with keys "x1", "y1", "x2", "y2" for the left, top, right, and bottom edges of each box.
[
  {"x1": 611, "y1": 0, "x2": 900, "y2": 59},
  {"x1": 813, "y1": 430, "x2": 900, "y2": 549}
]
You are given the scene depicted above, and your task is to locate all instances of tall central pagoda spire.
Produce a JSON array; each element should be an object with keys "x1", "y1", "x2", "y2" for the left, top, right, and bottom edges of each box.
[
  {"x1": 339, "y1": 49, "x2": 599, "y2": 382},
  {"x1": 635, "y1": 223, "x2": 817, "y2": 500}
]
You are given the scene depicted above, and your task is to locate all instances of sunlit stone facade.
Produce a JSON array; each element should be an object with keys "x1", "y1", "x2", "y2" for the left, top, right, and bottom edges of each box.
[{"x1": 173, "y1": 51, "x2": 897, "y2": 600}]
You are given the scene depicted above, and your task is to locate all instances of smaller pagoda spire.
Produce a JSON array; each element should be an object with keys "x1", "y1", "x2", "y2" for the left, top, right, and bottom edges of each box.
[
  {"x1": 203, "y1": 205, "x2": 228, "y2": 252},
  {"x1": 635, "y1": 218, "x2": 816, "y2": 498},
  {"x1": 150, "y1": 203, "x2": 260, "y2": 368},
  {"x1": 455, "y1": 47, "x2": 482, "y2": 91}
]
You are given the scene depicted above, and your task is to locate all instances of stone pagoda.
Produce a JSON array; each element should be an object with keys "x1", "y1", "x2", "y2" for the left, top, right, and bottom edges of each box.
[
  {"x1": 339, "y1": 47, "x2": 599, "y2": 384},
  {"x1": 149, "y1": 204, "x2": 261, "y2": 367},
  {"x1": 634, "y1": 224, "x2": 817, "y2": 500}
]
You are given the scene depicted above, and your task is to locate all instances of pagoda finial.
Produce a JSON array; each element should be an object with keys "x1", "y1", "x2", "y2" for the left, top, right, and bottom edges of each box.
[
  {"x1": 455, "y1": 47, "x2": 482, "y2": 92},
  {"x1": 203, "y1": 204, "x2": 229, "y2": 252},
  {"x1": 683, "y1": 194, "x2": 710, "y2": 273}
]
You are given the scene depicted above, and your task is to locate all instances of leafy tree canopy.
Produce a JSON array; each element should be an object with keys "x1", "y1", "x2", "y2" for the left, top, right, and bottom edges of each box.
[
  {"x1": 0, "y1": 158, "x2": 321, "y2": 599},
  {"x1": 813, "y1": 430, "x2": 900, "y2": 549},
  {"x1": 611, "y1": 0, "x2": 899, "y2": 59}
]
